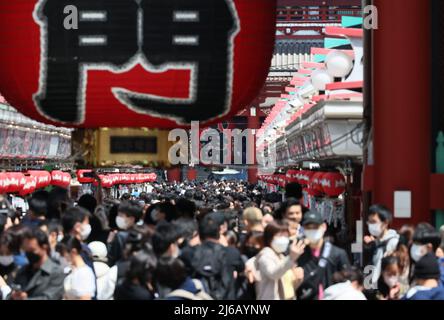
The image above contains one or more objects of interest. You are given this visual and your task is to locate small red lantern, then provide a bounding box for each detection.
[76,170,95,184]
[6,172,25,193]
[307,172,325,196]
[19,176,37,196]
[28,170,51,189]
[51,171,71,189]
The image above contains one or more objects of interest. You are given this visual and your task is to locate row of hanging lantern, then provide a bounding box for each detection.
[0,170,157,196]
[257,49,355,151]
[76,170,157,188]
[0,170,71,196]
[258,170,346,198]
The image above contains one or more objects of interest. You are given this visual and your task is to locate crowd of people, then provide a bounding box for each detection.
[0,179,444,300]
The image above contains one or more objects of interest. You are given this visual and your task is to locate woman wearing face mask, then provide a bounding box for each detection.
[254,221,305,300]
[0,232,19,290]
[376,256,404,300]
[58,236,96,300]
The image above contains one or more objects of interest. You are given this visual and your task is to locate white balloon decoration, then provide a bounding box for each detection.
[325,50,354,78]
[310,69,333,91]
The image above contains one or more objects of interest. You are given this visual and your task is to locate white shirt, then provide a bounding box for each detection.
[64,265,96,300]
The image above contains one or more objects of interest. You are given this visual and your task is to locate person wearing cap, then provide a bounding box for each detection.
[403,253,444,300]
[88,241,113,300]
[296,210,350,300]
[409,223,444,287]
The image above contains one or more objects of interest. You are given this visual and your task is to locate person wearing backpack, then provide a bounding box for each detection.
[363,204,400,286]
[155,256,212,300]
[188,213,234,300]
[296,210,350,300]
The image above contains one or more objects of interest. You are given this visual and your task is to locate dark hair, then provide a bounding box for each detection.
[381,255,400,272]
[175,198,196,219]
[241,231,264,255]
[59,235,82,256]
[199,214,221,240]
[152,221,179,256]
[118,200,143,221]
[263,221,289,247]
[158,202,178,222]
[77,194,97,215]
[125,249,157,285]
[275,198,304,220]
[28,197,48,218]
[285,182,303,199]
[173,218,198,242]
[121,225,153,260]
[3,225,30,254]
[47,219,63,235]
[120,193,131,201]
[332,266,364,285]
[47,187,71,220]
[0,231,14,254]
[413,223,441,250]
[61,206,90,234]
[155,257,187,290]
[23,227,50,254]
[368,204,392,223]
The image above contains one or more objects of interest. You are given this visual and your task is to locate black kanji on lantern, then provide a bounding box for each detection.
[33,0,240,124]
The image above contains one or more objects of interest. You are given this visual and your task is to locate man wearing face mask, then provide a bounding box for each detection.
[363,204,399,286]
[1,228,65,300]
[296,210,350,300]
[409,223,444,286]
[108,201,143,266]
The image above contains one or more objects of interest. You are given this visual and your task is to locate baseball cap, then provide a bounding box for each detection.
[302,210,324,226]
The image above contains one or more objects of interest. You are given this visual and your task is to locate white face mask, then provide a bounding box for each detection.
[57,234,64,243]
[271,236,289,254]
[116,216,130,230]
[383,274,399,288]
[410,244,427,262]
[0,255,14,266]
[368,222,383,237]
[304,228,324,243]
[80,223,92,240]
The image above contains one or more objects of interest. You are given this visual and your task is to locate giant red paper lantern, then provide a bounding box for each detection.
[0,0,276,128]
[320,172,346,197]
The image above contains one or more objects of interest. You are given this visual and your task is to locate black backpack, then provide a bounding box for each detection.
[190,243,231,300]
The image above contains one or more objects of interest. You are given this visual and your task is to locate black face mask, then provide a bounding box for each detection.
[25,251,41,265]
[243,246,261,259]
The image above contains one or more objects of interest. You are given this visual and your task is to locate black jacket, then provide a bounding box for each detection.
[114,280,154,300]
[296,241,350,300]
[12,257,65,300]
[107,231,129,266]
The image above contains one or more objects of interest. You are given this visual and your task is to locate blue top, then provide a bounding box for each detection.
[403,286,444,300]
[438,258,444,287]
[166,277,200,300]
